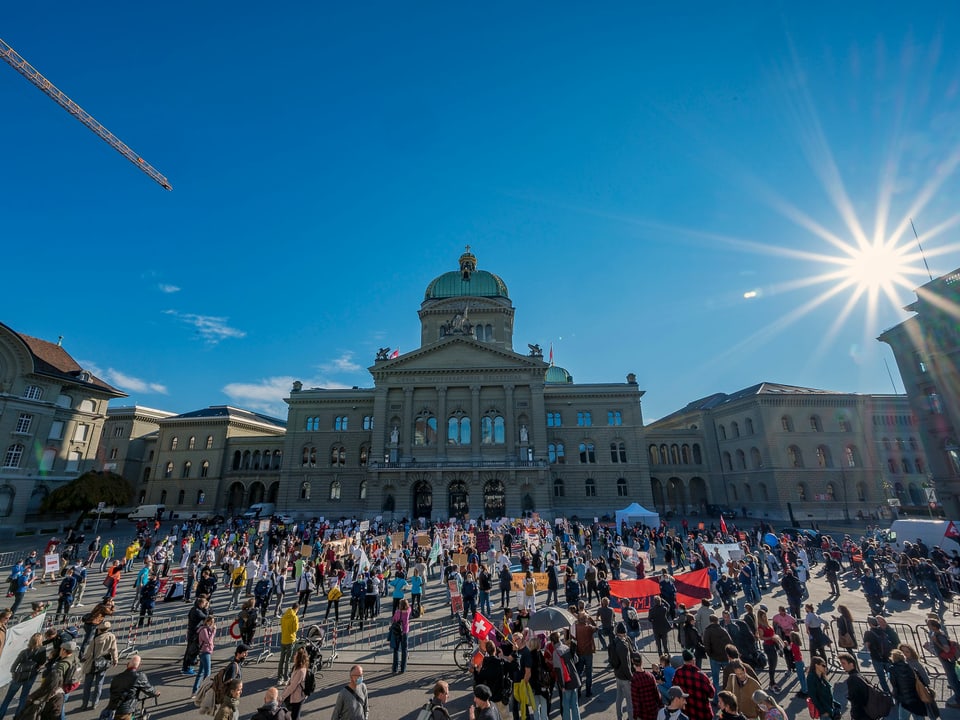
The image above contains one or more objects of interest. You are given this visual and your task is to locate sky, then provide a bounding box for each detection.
[4,4,960,422]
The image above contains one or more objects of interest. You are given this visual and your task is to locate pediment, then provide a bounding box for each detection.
[369,337,546,375]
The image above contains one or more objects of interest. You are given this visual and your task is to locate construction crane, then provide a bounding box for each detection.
[0,37,172,190]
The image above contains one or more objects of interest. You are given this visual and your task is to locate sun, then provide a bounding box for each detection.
[838,240,913,295]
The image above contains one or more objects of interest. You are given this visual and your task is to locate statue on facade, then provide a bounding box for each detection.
[390,426,399,444]
[376,347,391,361]
[520,424,529,443]
[527,344,542,356]
[440,304,474,337]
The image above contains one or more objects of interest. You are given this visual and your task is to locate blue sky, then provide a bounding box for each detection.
[4,4,960,421]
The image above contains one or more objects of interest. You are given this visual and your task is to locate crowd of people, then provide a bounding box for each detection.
[0,512,958,720]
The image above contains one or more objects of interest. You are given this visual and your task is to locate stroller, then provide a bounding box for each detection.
[295,625,336,677]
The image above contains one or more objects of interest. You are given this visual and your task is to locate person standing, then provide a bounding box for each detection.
[468,684,502,720]
[426,680,451,720]
[54,567,78,623]
[251,687,291,720]
[701,615,732,693]
[838,653,870,720]
[888,649,927,720]
[391,598,412,674]
[552,632,582,720]
[0,632,45,719]
[78,621,117,711]
[105,655,158,720]
[671,650,715,720]
[806,657,837,720]
[214,679,243,720]
[724,662,761,719]
[182,596,209,675]
[656,687,690,720]
[9,566,34,615]
[331,664,368,720]
[294,565,313,616]
[279,649,309,720]
[98,541,115,573]
[237,599,259,647]
[137,573,159,628]
[191,614,217,697]
[228,563,248,611]
[389,571,409,614]
[277,604,299,685]
[927,617,960,708]
[101,561,122,601]
[630,654,663,720]
[573,611,597,697]
[24,640,78,720]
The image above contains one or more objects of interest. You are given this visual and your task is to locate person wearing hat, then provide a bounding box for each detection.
[469,684,501,720]
[657,686,690,720]
[79,620,117,711]
[671,650,714,720]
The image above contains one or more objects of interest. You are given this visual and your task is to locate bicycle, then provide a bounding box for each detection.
[453,616,480,671]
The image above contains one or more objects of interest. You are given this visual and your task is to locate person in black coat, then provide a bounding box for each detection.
[648,597,672,655]
[107,655,158,718]
[889,650,928,718]
[839,653,870,720]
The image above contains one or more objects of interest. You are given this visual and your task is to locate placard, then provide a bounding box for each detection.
[359,520,370,532]
[449,580,463,613]
[452,553,468,568]
[475,530,490,552]
[43,554,60,574]
[300,544,313,558]
[258,519,270,534]
[511,571,549,592]
[417,533,431,547]
[390,532,405,547]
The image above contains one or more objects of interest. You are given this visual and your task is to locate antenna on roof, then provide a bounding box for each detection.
[883,357,901,394]
[910,218,934,282]
[56,335,63,347]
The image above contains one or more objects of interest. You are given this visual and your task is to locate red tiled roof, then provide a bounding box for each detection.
[16,331,125,397]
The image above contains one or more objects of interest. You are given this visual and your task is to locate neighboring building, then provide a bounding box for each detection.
[647,383,928,523]
[0,322,125,527]
[101,406,177,488]
[879,268,960,517]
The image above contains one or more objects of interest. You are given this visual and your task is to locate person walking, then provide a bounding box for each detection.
[0,632,45,719]
[324,582,343,623]
[806,657,838,720]
[182,596,209,675]
[104,655,159,720]
[54,567,78,623]
[101,561,122,601]
[573,611,597,697]
[425,680,451,720]
[78,622,118,711]
[250,687,291,720]
[277,603,299,685]
[279,649,309,720]
[331,665,368,720]
[98,541,115,573]
[9,566,33,615]
[629,654,663,720]
[671,650,715,720]
[391,598,412,674]
[237,599,259,647]
[927,617,960,708]
[468,684,502,720]
[889,649,928,720]
[609,623,634,720]
[136,573,159,628]
[214,679,243,720]
[191,614,216,698]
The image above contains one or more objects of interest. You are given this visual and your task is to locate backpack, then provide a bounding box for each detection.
[535,651,554,691]
[301,668,316,696]
[415,702,434,720]
[327,586,342,602]
[254,579,271,599]
[61,659,81,693]
[524,579,534,597]
[193,674,217,716]
[864,680,894,720]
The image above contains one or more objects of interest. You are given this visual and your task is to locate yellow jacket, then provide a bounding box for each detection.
[280,607,299,645]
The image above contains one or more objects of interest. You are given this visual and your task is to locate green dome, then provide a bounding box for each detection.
[545,365,574,384]
[424,248,509,300]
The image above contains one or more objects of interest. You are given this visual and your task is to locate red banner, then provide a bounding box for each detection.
[609,568,711,611]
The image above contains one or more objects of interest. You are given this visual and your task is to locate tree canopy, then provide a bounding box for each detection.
[40,470,134,525]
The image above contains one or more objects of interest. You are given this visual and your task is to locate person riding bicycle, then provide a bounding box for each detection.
[107,654,158,720]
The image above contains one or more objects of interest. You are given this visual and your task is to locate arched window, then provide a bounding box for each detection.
[252,451,261,470]
[838,416,852,432]
[722,451,732,471]
[825,483,836,501]
[816,445,832,468]
[888,458,898,473]
[188,436,196,449]
[206,435,214,449]
[845,445,860,467]
[750,447,762,469]
[273,450,282,469]
[670,444,680,464]
[2,444,24,469]
[330,445,345,466]
[617,478,628,497]
[736,449,746,470]
[448,417,470,445]
[494,416,505,444]
[200,461,209,478]
[856,482,867,501]
[233,451,242,470]
[334,416,348,431]
[0,485,14,517]
[170,436,179,450]
[681,444,691,464]
[164,461,173,479]
[610,441,627,463]
[649,445,660,464]
[302,446,317,467]
[305,417,319,431]
[159,490,167,504]
[810,415,822,432]
[197,489,206,504]
[729,483,738,501]
[758,483,769,501]
[731,422,740,438]
[415,415,438,446]
[359,480,368,500]
[579,442,596,464]
[178,489,186,504]
[745,418,754,435]
[585,478,597,497]
[241,451,251,470]
[359,446,369,467]
[553,477,565,497]
[787,446,803,468]
[693,444,703,464]
[916,457,925,474]
[182,461,192,478]
[797,482,807,501]
[718,424,727,440]
[909,437,919,451]
[660,444,669,464]
[781,415,794,432]
[882,437,891,450]
[743,483,753,501]
[300,482,311,501]
[363,416,374,430]
[901,458,911,474]
[329,480,341,501]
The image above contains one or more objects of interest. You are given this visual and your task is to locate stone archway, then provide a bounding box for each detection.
[227,482,245,511]
[651,478,665,511]
[483,477,506,519]
[267,482,280,504]
[689,477,708,509]
[248,482,266,505]
[448,478,469,519]
[413,481,433,519]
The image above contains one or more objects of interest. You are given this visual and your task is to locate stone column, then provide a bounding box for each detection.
[371,386,388,462]
[504,384,516,458]
[436,385,447,460]
[471,385,481,458]
[403,387,414,460]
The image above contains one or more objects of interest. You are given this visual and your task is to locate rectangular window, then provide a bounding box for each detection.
[113,425,125,438]
[109,448,119,459]
[39,448,56,471]
[15,414,32,434]
[607,410,622,426]
[65,450,81,473]
[22,385,43,400]
[73,423,89,443]
[577,411,592,427]
[546,413,561,427]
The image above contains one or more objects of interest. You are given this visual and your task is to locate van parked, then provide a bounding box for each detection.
[888,518,960,552]
[128,504,165,521]
[243,502,275,519]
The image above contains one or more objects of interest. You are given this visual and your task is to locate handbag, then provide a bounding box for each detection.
[915,672,935,703]
[806,697,820,718]
[838,631,856,649]
[93,655,110,674]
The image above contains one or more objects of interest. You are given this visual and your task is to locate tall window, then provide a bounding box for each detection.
[330,445,346,466]
[73,423,89,443]
[15,414,32,434]
[781,415,794,432]
[617,478,628,497]
[359,480,368,500]
[302,446,317,467]
[610,442,627,463]
[415,415,438,446]
[553,478,565,497]
[334,416,348,431]
[182,461,191,478]
[447,417,471,445]
[359,446,369,467]
[3,444,24,469]
[164,461,173,478]
[481,416,505,444]
[22,385,43,400]
[200,461,209,478]
[576,411,592,427]
[579,442,596,464]
[206,435,214,449]
[363,416,374,430]
[745,418,754,435]
[731,421,740,438]
[305,417,319,431]
[66,450,81,472]
[751,447,763,469]
[546,412,562,427]
[649,445,660,465]
[549,442,565,464]
[787,445,803,468]
[170,436,178,450]
[845,445,860,467]
[188,436,196,449]
[329,481,341,501]
[48,421,64,440]
[585,478,597,497]
[838,416,852,432]
[736,449,746,469]
[810,415,822,432]
[718,425,727,440]
[113,425,125,438]
[816,445,832,468]
[608,411,622,426]
[928,393,944,414]
[723,452,733,471]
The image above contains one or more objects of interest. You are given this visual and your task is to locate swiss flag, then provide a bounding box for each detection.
[947,521,960,540]
[389,349,400,359]
[720,515,728,536]
[471,612,494,641]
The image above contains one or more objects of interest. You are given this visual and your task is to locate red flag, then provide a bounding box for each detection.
[389,349,399,359]
[609,568,711,610]
[548,344,554,365]
[470,612,494,641]
[720,515,728,535]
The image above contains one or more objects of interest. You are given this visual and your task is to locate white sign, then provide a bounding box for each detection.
[925,487,938,502]
[359,520,370,532]
[43,554,60,574]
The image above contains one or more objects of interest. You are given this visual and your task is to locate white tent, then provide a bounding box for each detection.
[615,502,659,529]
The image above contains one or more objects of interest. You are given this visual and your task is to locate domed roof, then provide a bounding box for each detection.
[425,248,509,300]
[545,365,574,384]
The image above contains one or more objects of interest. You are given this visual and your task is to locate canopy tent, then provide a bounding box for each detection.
[615,502,659,529]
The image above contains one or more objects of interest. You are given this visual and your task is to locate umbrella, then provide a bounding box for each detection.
[764,532,780,548]
[526,606,577,632]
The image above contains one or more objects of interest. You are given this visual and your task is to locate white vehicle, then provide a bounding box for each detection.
[888,518,960,552]
[243,502,275,519]
[128,504,165,521]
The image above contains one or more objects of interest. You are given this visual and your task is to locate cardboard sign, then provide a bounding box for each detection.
[475,530,490,552]
[449,580,463,613]
[417,533,431,548]
[510,571,549,592]
[300,544,313,558]
[43,554,60,574]
[359,520,370,532]
[390,532,405,548]
[452,553,468,568]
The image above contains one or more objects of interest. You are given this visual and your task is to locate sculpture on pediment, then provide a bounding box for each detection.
[376,347,391,361]
[527,343,542,357]
[440,304,474,337]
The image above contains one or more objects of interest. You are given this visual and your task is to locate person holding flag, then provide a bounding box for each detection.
[719,515,728,537]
